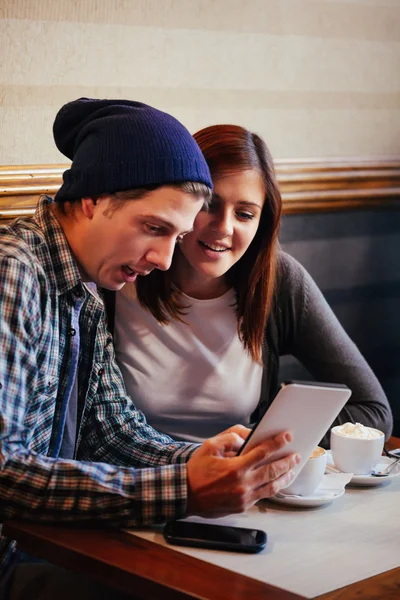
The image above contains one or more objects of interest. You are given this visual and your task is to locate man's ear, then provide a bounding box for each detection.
[81,197,97,219]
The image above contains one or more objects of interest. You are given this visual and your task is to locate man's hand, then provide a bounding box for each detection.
[186,428,299,518]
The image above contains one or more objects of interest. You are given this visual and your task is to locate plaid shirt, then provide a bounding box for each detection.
[0,196,196,573]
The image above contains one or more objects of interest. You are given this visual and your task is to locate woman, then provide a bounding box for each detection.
[109,125,393,447]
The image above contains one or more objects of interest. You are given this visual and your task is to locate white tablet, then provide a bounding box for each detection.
[238,381,352,480]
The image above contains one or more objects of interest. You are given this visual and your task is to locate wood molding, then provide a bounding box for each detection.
[1,158,400,222]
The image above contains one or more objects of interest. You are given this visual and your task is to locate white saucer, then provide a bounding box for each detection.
[269,488,345,508]
[326,452,400,487]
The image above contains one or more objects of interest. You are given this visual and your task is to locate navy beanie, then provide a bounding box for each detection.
[53,97,212,202]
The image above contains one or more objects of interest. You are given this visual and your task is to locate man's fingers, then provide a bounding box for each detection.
[254,453,300,486]
[254,467,297,501]
[237,430,293,469]
[206,432,247,456]
[216,424,251,441]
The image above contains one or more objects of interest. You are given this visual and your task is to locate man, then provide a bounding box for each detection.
[0,98,298,597]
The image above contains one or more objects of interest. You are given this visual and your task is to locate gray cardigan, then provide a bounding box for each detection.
[257,252,393,447]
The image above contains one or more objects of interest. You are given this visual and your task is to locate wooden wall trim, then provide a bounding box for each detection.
[1,158,400,222]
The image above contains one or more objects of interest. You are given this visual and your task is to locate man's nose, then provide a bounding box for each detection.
[145,239,176,271]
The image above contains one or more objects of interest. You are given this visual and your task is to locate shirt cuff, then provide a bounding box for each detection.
[133,462,189,525]
[169,442,200,464]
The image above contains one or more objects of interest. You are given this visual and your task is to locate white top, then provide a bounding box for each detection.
[114,284,263,442]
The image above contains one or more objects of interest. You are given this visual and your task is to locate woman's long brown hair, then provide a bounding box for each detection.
[136,124,282,363]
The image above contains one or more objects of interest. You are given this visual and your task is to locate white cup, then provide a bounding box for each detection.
[330,425,384,475]
[283,447,327,496]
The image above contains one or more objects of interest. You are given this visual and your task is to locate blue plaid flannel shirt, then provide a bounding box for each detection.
[0,196,196,574]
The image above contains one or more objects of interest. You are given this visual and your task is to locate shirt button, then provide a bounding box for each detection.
[98,368,104,377]
[69,328,76,336]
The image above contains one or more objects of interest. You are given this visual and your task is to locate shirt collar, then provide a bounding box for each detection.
[34,195,83,296]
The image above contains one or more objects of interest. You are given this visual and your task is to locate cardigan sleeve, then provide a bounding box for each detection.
[274,252,393,447]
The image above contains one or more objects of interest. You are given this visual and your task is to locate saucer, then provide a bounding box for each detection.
[269,488,345,508]
[326,452,400,487]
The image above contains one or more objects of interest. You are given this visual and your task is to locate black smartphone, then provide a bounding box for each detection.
[163,520,267,553]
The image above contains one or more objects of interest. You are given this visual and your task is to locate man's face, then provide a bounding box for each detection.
[76,187,204,290]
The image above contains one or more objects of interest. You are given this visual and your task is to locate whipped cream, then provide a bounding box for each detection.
[335,422,382,439]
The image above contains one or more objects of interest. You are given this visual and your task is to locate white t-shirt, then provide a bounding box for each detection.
[114,284,263,442]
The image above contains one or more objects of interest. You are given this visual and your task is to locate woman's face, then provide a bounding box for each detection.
[178,169,265,284]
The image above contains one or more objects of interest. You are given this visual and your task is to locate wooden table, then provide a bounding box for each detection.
[4,437,400,600]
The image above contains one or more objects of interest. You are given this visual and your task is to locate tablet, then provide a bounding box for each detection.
[238,380,352,481]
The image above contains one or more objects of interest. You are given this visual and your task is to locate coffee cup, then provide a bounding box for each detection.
[283,446,327,496]
[330,422,384,475]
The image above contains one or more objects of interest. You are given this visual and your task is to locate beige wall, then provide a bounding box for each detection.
[1,0,399,164]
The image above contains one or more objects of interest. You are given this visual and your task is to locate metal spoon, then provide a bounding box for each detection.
[371,456,400,477]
